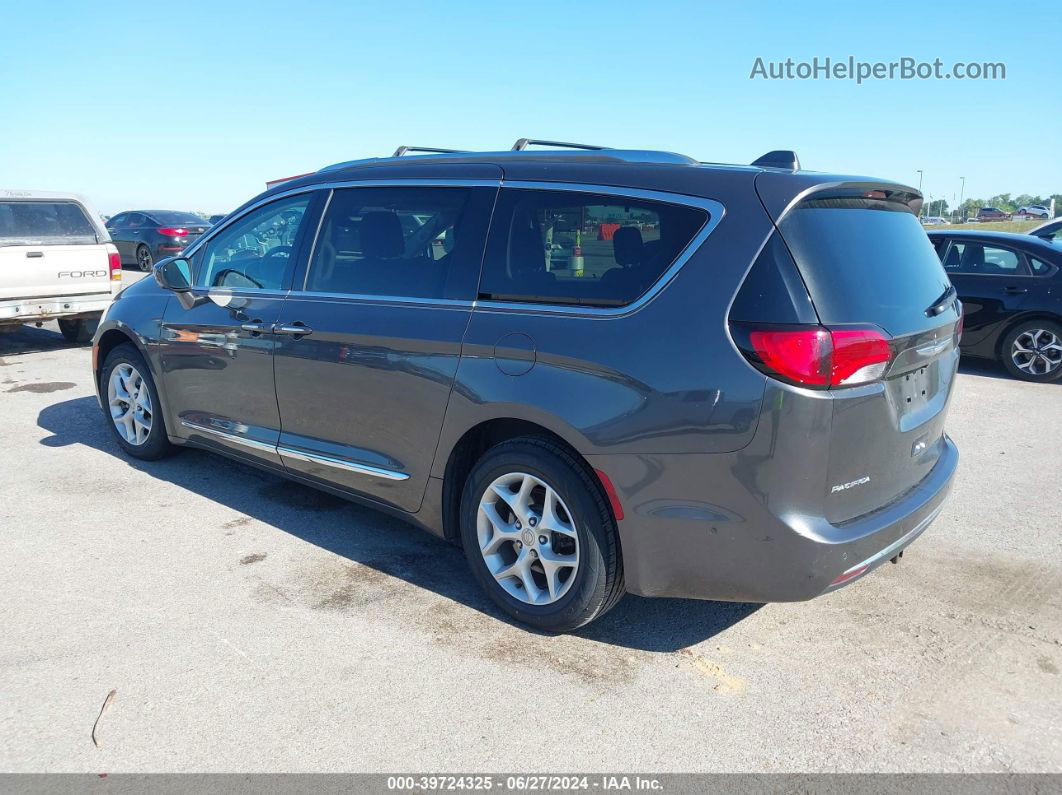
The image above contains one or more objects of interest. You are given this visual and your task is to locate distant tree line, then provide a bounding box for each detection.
[923,193,1061,219]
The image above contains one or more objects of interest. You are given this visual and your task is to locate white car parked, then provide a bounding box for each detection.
[0,190,120,342]
[1017,205,1050,219]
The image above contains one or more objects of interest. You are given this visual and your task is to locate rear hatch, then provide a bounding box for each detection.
[0,199,113,299]
[754,181,961,524]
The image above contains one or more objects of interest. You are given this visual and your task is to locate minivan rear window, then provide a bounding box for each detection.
[777,198,952,336]
[0,201,98,245]
[480,189,707,307]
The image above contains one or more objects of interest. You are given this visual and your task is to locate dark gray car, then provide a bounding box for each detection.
[105,210,211,272]
[91,143,960,631]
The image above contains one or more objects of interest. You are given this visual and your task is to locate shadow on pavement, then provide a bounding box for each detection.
[958,356,1060,384]
[0,324,85,358]
[37,395,760,652]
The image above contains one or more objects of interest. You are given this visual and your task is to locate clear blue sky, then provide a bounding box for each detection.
[2,0,1057,215]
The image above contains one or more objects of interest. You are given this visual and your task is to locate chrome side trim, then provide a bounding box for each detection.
[179,419,410,482]
[179,419,278,453]
[277,447,410,481]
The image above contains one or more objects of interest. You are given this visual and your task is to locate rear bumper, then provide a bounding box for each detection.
[589,433,957,602]
[0,293,112,325]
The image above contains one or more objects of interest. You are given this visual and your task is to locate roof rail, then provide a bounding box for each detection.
[751,150,801,170]
[392,146,468,157]
[511,138,608,152]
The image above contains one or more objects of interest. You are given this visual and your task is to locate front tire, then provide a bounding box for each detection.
[136,244,154,272]
[459,437,624,632]
[1001,320,1062,382]
[58,317,97,344]
[101,344,176,459]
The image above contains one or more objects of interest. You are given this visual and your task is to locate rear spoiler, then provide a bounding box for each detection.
[755,174,924,222]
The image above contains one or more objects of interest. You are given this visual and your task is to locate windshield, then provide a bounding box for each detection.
[0,201,98,245]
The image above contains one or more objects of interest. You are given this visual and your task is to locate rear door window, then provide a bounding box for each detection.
[0,201,98,245]
[302,186,493,300]
[479,189,707,307]
[1030,256,1058,276]
[944,241,1029,275]
[777,198,952,336]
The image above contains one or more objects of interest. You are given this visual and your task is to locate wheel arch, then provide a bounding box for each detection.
[94,325,163,404]
[993,311,1062,358]
[439,417,605,545]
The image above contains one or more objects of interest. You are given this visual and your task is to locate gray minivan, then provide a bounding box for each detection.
[91,142,960,631]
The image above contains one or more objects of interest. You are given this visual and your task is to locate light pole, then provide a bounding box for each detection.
[958,176,966,222]
[916,170,924,218]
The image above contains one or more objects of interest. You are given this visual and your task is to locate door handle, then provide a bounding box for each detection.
[273,322,313,337]
[240,321,268,335]
[1003,286,1028,295]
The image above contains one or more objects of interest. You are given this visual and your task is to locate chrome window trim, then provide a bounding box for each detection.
[181,177,726,317]
[479,181,724,318]
[283,291,474,309]
[277,447,410,481]
[179,419,278,453]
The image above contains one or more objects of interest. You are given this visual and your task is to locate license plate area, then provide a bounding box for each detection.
[898,365,932,412]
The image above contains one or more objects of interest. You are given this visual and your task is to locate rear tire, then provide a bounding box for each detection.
[136,245,154,272]
[58,317,97,344]
[101,344,176,460]
[1001,320,1062,382]
[459,437,624,632]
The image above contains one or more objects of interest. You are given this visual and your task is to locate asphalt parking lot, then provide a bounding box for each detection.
[1,293,1060,772]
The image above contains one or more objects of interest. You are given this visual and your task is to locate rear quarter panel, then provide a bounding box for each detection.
[433,190,776,470]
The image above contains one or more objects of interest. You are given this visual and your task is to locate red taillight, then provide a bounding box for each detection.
[745,326,892,388]
[106,243,122,281]
[157,227,187,237]
[748,328,832,386]
[829,330,892,385]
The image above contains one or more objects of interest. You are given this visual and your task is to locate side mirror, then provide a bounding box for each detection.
[153,257,192,292]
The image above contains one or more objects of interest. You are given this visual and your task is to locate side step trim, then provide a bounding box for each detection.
[180,419,409,482]
[277,447,410,482]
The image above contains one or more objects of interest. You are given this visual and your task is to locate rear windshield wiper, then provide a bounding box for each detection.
[925,285,957,317]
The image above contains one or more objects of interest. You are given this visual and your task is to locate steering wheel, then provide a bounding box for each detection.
[261,245,293,262]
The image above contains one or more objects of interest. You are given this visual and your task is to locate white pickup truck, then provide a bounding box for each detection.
[0,190,121,343]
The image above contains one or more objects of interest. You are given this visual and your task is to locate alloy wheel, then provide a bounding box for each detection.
[1011,328,1062,376]
[477,472,580,606]
[137,247,153,271]
[108,363,153,445]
